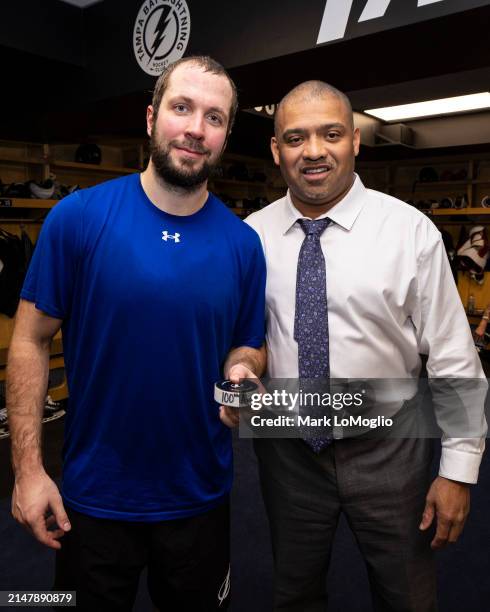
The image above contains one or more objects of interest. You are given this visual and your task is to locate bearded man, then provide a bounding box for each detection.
[7,56,266,612]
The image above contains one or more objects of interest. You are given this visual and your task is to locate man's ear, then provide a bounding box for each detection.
[146,105,154,138]
[271,137,280,166]
[353,127,361,157]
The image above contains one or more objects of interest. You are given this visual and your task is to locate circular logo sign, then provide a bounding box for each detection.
[133,0,191,76]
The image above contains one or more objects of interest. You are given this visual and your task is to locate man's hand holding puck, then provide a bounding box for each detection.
[219,364,256,428]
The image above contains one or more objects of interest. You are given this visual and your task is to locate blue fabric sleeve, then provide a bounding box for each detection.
[21,193,82,319]
[232,232,266,348]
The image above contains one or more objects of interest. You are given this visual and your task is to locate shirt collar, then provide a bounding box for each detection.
[280,174,368,234]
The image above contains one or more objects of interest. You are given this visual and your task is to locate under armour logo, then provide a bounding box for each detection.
[217,565,231,607]
[162,231,181,243]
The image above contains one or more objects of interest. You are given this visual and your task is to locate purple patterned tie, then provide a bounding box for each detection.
[294,218,332,452]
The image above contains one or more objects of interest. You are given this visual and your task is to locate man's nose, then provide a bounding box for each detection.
[303,136,327,160]
[185,113,205,140]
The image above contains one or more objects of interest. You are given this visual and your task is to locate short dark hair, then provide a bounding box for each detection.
[151,55,238,136]
[274,81,354,137]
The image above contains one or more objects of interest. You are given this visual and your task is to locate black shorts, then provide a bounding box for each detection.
[54,500,230,612]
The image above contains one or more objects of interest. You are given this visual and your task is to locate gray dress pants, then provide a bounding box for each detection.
[254,434,436,612]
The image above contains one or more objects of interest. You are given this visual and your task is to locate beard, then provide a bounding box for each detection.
[150,125,219,192]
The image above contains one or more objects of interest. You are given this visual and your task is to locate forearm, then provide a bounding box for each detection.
[224,344,267,378]
[7,337,51,478]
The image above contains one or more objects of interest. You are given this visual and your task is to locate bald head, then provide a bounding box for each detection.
[270,79,360,216]
[274,81,354,137]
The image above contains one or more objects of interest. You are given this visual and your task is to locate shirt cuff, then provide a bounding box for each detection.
[439,445,484,484]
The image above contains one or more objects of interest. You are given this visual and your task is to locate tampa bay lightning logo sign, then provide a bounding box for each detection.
[133,0,191,76]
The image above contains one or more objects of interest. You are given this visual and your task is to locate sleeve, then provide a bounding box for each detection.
[412,222,487,484]
[231,230,266,349]
[20,192,83,320]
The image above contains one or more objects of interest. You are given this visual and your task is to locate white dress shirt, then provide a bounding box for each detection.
[246,175,487,484]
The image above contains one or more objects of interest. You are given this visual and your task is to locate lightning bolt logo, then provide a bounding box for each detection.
[133,0,191,76]
[148,5,172,65]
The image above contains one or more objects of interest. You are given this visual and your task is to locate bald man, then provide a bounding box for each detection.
[243,82,487,611]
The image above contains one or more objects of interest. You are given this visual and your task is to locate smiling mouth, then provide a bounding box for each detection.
[301,165,332,177]
[175,146,206,157]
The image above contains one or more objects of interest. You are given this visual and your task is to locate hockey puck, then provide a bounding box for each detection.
[214,379,258,408]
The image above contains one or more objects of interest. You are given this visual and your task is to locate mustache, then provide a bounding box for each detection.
[172,139,210,155]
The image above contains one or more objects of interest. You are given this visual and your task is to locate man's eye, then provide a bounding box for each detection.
[327,132,340,140]
[287,137,302,145]
[175,104,188,113]
[208,114,223,125]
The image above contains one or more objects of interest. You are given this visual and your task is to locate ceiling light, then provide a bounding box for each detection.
[365,92,490,122]
[59,0,103,7]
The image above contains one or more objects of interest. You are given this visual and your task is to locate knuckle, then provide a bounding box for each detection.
[437,512,452,523]
[25,512,41,527]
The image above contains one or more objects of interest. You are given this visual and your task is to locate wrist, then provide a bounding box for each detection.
[13,456,45,480]
[439,475,470,487]
[15,469,46,485]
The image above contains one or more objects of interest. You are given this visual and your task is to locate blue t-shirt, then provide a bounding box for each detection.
[21,173,265,521]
